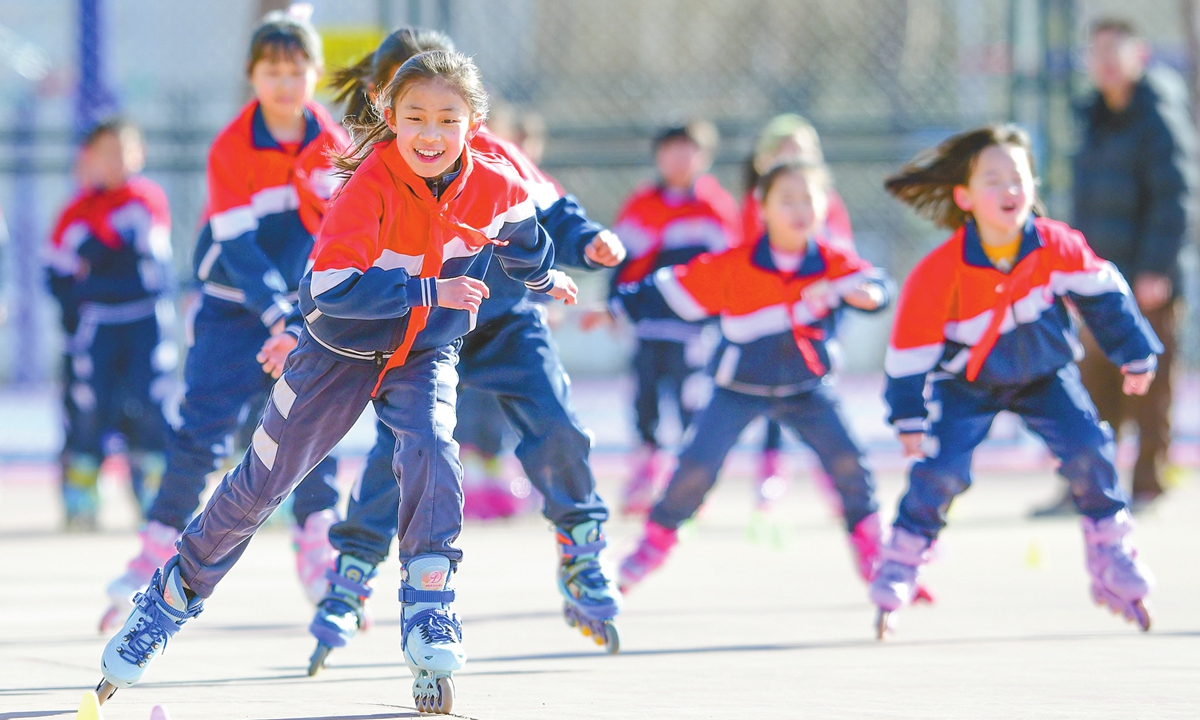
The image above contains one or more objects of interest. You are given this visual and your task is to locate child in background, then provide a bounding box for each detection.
[44,119,174,531]
[298,28,624,676]
[740,114,854,514]
[98,10,349,630]
[611,121,740,515]
[874,124,1159,638]
[613,160,891,593]
[97,50,578,715]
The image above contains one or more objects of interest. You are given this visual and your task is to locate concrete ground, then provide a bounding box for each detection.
[2,455,1199,720]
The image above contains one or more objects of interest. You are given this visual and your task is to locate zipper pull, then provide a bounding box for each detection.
[374,352,384,368]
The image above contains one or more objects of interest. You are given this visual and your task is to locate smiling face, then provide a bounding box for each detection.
[250,52,319,123]
[761,169,828,253]
[385,77,475,178]
[953,143,1035,244]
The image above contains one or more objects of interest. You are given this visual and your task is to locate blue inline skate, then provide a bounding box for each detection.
[557,520,622,654]
[401,554,464,715]
[307,553,377,676]
[95,555,203,704]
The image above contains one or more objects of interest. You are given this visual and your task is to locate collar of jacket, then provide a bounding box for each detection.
[375,139,474,210]
[750,232,826,277]
[961,215,1043,270]
[1085,77,1153,128]
[250,101,321,151]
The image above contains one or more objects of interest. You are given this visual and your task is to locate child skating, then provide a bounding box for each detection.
[96,49,576,714]
[874,124,1160,639]
[611,159,893,593]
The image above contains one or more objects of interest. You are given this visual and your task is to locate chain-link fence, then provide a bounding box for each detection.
[0,0,1197,381]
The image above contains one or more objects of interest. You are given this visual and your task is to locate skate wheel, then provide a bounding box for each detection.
[95,680,118,705]
[580,624,592,637]
[874,609,891,641]
[436,675,455,715]
[307,643,332,677]
[602,620,620,655]
[1132,599,1151,632]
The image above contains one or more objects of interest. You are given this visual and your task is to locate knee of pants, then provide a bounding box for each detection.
[1059,446,1118,490]
[909,460,971,503]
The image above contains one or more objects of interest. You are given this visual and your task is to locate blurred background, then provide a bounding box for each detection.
[0,0,1197,469]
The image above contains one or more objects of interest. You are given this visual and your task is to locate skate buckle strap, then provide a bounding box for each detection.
[402,607,462,647]
[325,567,374,598]
[400,586,456,604]
[560,539,606,557]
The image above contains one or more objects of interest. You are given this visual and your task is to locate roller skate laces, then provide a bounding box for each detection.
[400,555,464,715]
[101,520,181,633]
[557,521,622,654]
[307,554,377,676]
[1082,510,1153,631]
[97,556,203,704]
[292,509,339,605]
[617,520,678,593]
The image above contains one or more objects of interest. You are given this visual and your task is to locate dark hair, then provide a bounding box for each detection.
[755,159,830,203]
[654,119,719,155]
[248,10,323,75]
[1090,17,1139,39]
[82,117,141,148]
[883,124,1041,229]
[330,27,454,121]
[334,50,489,177]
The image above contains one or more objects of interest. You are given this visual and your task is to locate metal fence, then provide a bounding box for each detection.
[0,0,1196,381]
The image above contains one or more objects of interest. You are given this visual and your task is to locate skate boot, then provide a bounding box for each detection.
[96,555,203,704]
[1082,510,1152,631]
[868,527,932,640]
[847,513,883,581]
[401,554,464,715]
[63,454,102,531]
[621,443,665,517]
[617,520,678,592]
[754,449,790,512]
[557,520,622,654]
[101,520,182,633]
[292,508,339,604]
[128,451,166,518]
[307,553,377,676]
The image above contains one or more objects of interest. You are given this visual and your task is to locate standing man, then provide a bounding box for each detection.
[1035,18,1196,515]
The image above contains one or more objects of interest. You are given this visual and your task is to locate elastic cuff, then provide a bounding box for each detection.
[406,277,438,307]
[260,298,294,328]
[284,323,303,340]
[893,417,928,434]
[1121,355,1157,375]
[525,272,555,293]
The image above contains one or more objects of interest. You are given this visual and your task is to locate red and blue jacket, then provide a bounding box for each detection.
[470,127,605,325]
[298,140,555,383]
[193,100,348,328]
[612,235,890,396]
[46,176,173,326]
[884,216,1162,432]
[610,174,741,342]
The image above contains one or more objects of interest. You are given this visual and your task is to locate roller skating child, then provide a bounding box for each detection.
[301,28,625,675]
[873,124,1159,638]
[97,49,578,715]
[44,118,175,531]
[612,159,892,593]
[610,121,741,515]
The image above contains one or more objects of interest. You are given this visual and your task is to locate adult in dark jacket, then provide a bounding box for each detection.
[1036,18,1196,515]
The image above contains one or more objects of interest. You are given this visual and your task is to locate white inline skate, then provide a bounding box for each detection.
[1083,510,1152,631]
[400,554,464,715]
[868,527,932,640]
[100,520,181,633]
[557,520,622,653]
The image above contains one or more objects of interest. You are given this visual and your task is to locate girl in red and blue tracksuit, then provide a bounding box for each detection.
[99,13,351,631]
[611,122,741,515]
[612,160,891,594]
[99,50,575,713]
[302,29,624,672]
[45,120,174,529]
[870,125,1160,637]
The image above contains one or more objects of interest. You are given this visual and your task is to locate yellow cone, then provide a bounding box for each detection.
[76,691,104,720]
[1025,541,1041,569]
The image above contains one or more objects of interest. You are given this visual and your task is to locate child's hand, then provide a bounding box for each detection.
[1122,370,1154,396]
[579,307,615,331]
[899,432,926,459]
[257,333,298,379]
[584,230,627,267]
[437,276,490,312]
[545,270,579,305]
[843,282,884,311]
